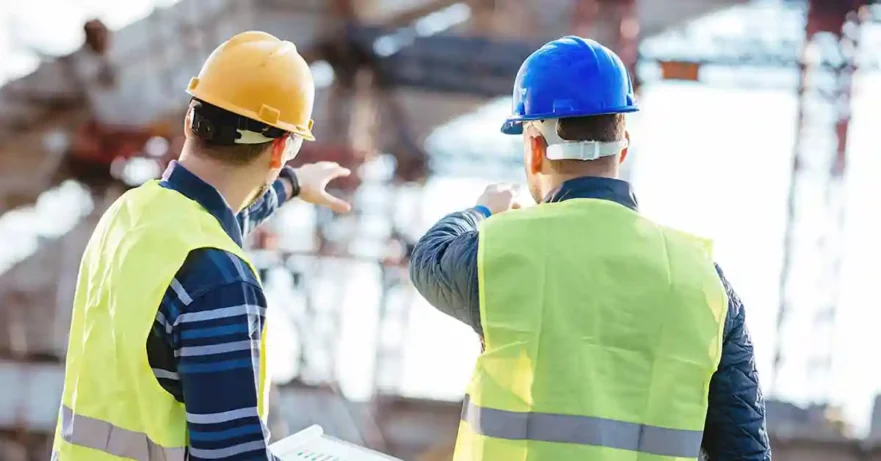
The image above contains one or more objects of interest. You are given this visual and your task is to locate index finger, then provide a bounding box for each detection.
[323,166,351,179]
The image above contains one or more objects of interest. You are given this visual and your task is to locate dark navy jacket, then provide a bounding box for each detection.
[409,176,772,461]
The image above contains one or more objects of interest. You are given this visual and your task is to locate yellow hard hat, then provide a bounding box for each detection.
[187,31,316,141]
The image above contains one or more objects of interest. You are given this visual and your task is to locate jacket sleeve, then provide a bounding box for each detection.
[701,264,772,461]
[236,167,294,237]
[408,208,486,335]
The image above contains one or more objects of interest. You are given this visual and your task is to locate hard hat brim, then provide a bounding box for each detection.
[501,106,640,136]
[501,120,524,135]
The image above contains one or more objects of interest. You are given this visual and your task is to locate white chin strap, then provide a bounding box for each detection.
[236,129,304,162]
[235,129,279,144]
[527,119,627,161]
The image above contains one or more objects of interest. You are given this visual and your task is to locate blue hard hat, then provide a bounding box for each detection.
[501,36,639,135]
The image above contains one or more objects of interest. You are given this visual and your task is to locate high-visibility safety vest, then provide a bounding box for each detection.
[53,181,268,461]
[454,199,728,461]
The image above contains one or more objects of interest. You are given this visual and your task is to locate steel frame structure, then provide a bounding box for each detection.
[280,0,431,390]
[635,0,873,406]
[770,0,864,405]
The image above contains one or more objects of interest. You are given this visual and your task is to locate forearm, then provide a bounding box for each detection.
[409,208,487,334]
[176,283,279,461]
[237,166,297,236]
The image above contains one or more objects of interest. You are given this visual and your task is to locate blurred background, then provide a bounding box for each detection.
[0,0,880,459]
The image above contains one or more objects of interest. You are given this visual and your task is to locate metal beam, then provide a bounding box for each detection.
[376,0,465,27]
[349,28,536,96]
[345,4,872,97]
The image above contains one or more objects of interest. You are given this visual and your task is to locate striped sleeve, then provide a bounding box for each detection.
[164,250,279,461]
[237,174,290,237]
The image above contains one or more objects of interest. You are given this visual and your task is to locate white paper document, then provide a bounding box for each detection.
[270,425,403,461]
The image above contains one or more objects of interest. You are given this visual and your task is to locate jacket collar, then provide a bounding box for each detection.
[159,160,244,247]
[542,176,638,211]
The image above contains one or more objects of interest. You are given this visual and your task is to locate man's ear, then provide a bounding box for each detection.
[529,135,546,174]
[270,137,286,168]
[182,107,193,139]
[619,131,630,164]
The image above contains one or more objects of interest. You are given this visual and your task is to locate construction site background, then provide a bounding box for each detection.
[1,0,881,459]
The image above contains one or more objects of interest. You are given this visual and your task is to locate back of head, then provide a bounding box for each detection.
[548,114,626,174]
[186,99,280,165]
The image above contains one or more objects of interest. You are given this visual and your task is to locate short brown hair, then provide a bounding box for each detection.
[189,138,273,166]
[555,114,625,143]
[548,114,625,173]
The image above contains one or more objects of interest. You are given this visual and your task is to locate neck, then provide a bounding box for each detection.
[177,143,261,212]
[542,170,617,197]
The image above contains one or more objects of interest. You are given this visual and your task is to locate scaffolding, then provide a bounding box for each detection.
[772,0,864,405]
[636,0,878,407]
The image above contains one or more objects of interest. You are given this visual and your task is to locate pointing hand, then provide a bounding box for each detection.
[476,184,523,215]
[295,162,352,213]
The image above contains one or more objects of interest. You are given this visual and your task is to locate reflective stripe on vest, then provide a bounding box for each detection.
[60,406,185,461]
[461,395,703,458]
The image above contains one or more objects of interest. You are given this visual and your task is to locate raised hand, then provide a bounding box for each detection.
[476,184,523,215]
[295,162,352,213]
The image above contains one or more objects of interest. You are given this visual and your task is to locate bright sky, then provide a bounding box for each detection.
[3,0,881,437]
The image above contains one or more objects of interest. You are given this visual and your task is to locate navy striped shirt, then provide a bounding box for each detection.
[146,161,290,460]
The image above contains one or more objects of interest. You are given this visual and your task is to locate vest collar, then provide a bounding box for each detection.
[159,161,244,247]
[542,176,638,211]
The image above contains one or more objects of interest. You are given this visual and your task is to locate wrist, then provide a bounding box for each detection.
[279,166,300,198]
[473,205,492,218]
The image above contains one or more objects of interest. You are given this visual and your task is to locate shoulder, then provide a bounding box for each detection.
[713,264,745,335]
[174,247,261,301]
[713,265,739,307]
